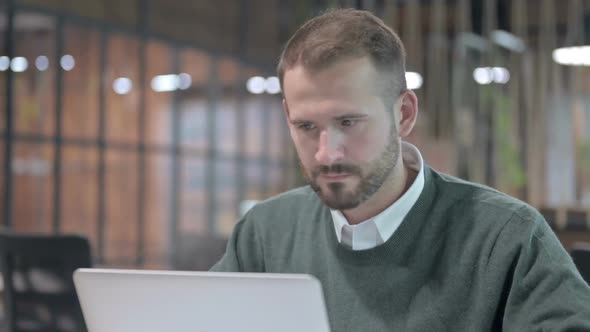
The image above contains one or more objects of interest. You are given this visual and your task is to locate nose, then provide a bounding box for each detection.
[315,128,344,165]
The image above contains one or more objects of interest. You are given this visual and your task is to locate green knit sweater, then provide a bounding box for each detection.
[211,167,590,331]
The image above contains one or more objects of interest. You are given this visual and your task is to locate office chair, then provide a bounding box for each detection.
[175,234,228,271]
[0,232,91,332]
[571,242,590,285]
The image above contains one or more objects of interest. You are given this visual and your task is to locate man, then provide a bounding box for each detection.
[211,8,590,331]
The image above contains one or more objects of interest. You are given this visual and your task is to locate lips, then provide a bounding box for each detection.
[320,173,352,181]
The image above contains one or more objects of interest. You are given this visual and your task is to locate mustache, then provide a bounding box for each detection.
[312,164,361,177]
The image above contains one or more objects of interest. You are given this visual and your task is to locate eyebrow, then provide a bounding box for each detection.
[333,114,368,121]
[288,113,368,124]
[288,118,310,125]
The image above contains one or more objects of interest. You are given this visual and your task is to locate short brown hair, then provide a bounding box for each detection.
[277,8,407,107]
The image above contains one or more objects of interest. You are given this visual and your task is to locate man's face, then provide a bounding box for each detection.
[282,57,402,210]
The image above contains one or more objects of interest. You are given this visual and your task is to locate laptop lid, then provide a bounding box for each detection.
[73,268,331,332]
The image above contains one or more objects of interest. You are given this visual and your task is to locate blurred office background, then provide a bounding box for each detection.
[0,0,589,271]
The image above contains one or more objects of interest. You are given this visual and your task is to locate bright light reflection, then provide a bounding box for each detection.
[113,77,133,95]
[405,72,423,90]
[246,76,265,94]
[552,46,590,66]
[473,67,510,85]
[60,55,75,71]
[151,74,179,92]
[10,57,28,72]
[35,56,49,71]
[0,56,10,71]
[178,73,192,90]
[265,76,281,94]
[492,67,510,84]
[473,67,494,85]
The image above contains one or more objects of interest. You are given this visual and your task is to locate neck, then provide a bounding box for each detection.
[342,158,416,225]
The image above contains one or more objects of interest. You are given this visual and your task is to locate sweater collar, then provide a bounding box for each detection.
[329,142,425,250]
[324,165,439,262]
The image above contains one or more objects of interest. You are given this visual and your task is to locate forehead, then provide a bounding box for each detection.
[283,57,380,99]
[283,57,386,120]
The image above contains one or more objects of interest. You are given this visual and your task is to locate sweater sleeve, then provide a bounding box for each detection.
[209,211,266,272]
[495,208,590,331]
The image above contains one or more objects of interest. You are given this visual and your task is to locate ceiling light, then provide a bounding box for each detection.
[246,76,266,94]
[60,54,75,71]
[35,56,49,71]
[113,77,133,95]
[552,46,590,66]
[405,72,423,90]
[0,56,9,71]
[473,67,493,85]
[10,57,28,72]
[265,77,281,94]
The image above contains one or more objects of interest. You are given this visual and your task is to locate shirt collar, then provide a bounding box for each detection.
[330,141,425,246]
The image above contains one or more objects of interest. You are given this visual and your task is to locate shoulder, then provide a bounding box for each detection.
[251,186,321,215]
[256,186,318,207]
[240,186,326,232]
[425,168,558,275]
[428,168,545,232]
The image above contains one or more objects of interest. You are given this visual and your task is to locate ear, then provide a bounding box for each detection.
[397,90,419,138]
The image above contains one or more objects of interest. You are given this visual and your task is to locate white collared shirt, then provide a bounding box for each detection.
[330,142,425,250]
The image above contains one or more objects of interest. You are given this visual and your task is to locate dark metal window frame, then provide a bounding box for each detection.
[1,0,294,268]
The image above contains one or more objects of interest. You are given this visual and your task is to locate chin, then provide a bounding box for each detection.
[320,191,362,210]
[320,182,359,206]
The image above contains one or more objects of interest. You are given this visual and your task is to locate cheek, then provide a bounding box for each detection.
[346,139,376,163]
[292,135,316,164]
[346,127,389,162]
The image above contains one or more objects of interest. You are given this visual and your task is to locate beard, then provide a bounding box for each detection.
[302,132,400,210]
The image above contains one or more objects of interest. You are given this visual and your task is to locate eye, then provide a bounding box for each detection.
[298,122,316,131]
[341,119,356,127]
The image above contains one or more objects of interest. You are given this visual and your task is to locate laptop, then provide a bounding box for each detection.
[73,268,331,332]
